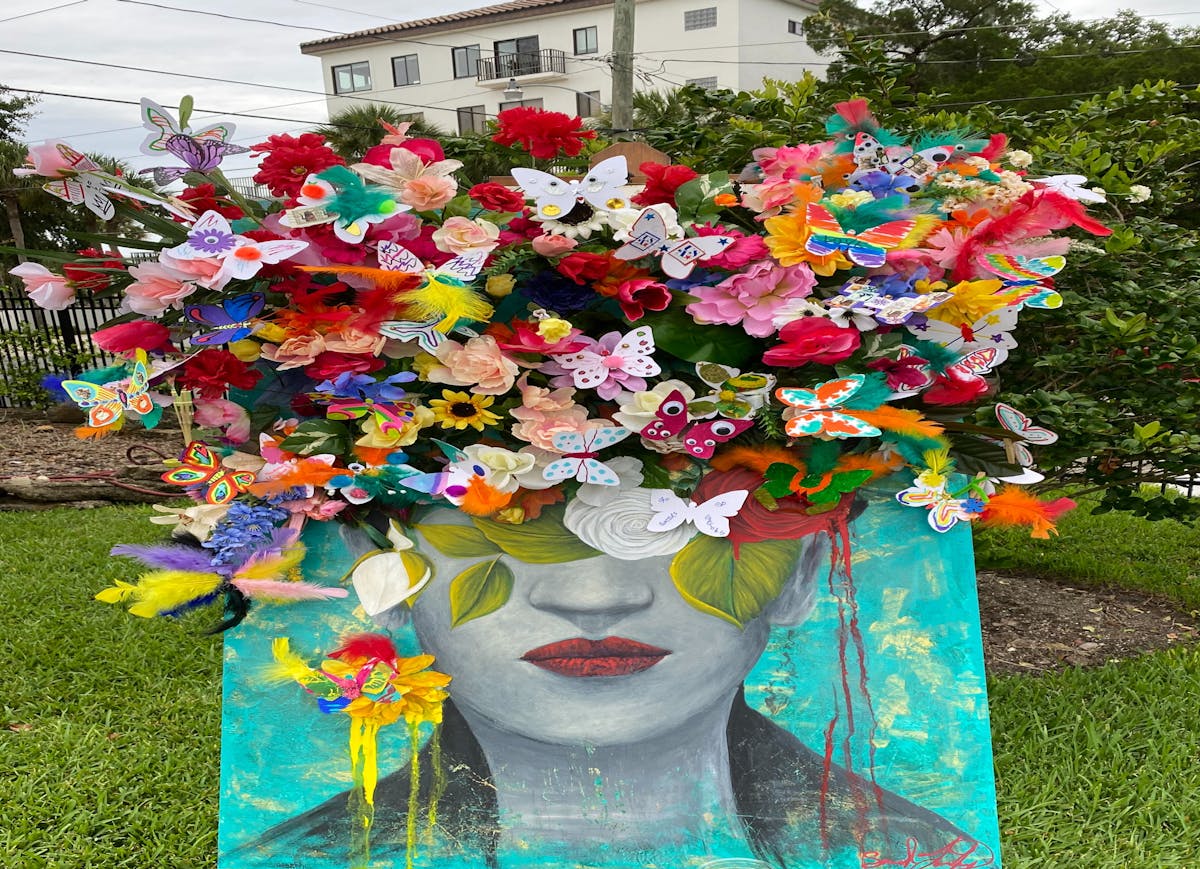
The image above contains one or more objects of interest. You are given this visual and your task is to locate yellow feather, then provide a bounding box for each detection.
[263,637,321,685]
[894,214,943,250]
[397,276,494,331]
[234,543,307,582]
[126,570,224,618]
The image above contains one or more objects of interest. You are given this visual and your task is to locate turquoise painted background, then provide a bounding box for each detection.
[218,487,1001,868]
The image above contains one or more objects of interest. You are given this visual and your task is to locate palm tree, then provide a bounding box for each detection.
[316,104,448,161]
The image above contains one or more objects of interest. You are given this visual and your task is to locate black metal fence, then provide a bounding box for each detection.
[0,282,123,407]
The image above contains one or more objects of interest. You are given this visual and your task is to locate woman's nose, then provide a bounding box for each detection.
[525,559,655,634]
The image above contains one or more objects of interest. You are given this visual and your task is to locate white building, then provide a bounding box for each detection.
[299,0,824,135]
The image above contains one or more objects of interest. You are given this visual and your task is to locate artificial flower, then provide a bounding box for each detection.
[10,263,75,310]
[431,216,500,256]
[762,316,861,367]
[423,335,519,395]
[428,390,501,431]
[250,132,344,199]
[468,182,526,213]
[92,321,173,355]
[531,233,578,256]
[631,162,699,207]
[556,251,610,285]
[123,262,197,315]
[616,278,671,321]
[491,106,596,159]
[686,260,817,337]
[178,348,263,399]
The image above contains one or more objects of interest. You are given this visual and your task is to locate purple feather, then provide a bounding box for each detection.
[110,543,216,573]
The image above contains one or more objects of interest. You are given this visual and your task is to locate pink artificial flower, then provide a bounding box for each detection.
[693,224,769,270]
[304,351,385,381]
[510,390,590,450]
[10,263,75,310]
[260,334,327,370]
[686,260,817,337]
[431,216,501,256]
[752,143,830,182]
[762,317,861,367]
[403,175,458,211]
[531,233,577,256]
[324,327,386,356]
[13,140,77,178]
[194,398,252,445]
[157,250,229,290]
[424,335,519,395]
[93,321,174,355]
[123,262,197,316]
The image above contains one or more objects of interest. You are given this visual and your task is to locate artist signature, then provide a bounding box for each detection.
[861,835,996,868]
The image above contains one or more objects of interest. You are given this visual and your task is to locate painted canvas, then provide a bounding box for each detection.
[218,486,1000,869]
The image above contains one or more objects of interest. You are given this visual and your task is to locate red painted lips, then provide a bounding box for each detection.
[521,637,671,677]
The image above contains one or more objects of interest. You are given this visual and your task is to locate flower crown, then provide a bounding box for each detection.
[15,98,1099,631]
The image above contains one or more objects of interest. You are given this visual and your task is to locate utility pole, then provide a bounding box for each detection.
[611,0,635,138]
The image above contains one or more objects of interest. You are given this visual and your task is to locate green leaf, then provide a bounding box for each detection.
[670,535,802,628]
[472,504,600,563]
[440,194,473,220]
[177,95,194,130]
[1134,420,1162,441]
[415,523,500,558]
[652,304,758,367]
[449,557,514,627]
[277,419,351,456]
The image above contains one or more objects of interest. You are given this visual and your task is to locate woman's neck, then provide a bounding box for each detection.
[456,690,747,851]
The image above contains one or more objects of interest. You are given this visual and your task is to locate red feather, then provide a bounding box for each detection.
[979,134,1008,161]
[328,633,398,664]
[832,99,880,136]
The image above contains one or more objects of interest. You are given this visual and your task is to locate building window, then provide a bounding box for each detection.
[457,105,487,135]
[788,19,803,35]
[499,98,544,112]
[576,90,601,117]
[452,44,481,79]
[494,36,541,77]
[573,26,598,55]
[683,7,717,30]
[392,54,420,87]
[331,61,371,94]
[686,76,718,89]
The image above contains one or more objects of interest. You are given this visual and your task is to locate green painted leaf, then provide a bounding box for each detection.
[449,558,514,627]
[472,505,600,563]
[670,536,802,628]
[415,523,500,558]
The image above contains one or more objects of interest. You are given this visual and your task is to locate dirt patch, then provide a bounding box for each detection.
[977,570,1198,675]
[0,416,1196,673]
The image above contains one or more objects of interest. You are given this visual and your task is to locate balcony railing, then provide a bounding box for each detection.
[477,49,566,82]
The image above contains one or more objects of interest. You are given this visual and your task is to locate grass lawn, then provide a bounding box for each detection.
[1,505,1197,867]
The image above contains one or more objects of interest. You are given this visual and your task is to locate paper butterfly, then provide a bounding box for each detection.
[896,480,981,533]
[326,398,417,436]
[980,253,1065,310]
[614,208,734,279]
[1030,174,1106,204]
[556,326,660,391]
[168,211,308,281]
[511,156,629,221]
[375,241,487,351]
[640,390,754,458]
[694,362,776,419]
[280,169,408,243]
[137,97,249,185]
[804,203,916,268]
[61,350,162,429]
[396,441,484,504]
[995,402,1058,468]
[826,280,954,325]
[184,292,266,345]
[911,308,1019,365]
[543,427,632,486]
[161,441,256,505]
[646,489,751,538]
[775,375,881,439]
[39,143,116,221]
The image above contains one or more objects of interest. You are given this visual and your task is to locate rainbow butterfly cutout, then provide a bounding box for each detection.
[61,350,162,429]
[326,398,417,436]
[980,253,1065,310]
[803,203,916,268]
[896,479,981,533]
[775,375,881,439]
[185,292,266,345]
[640,390,754,458]
[161,441,256,505]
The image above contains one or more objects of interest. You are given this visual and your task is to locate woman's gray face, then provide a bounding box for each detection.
[407,518,779,747]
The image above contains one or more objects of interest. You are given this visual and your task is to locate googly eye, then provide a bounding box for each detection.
[931,152,949,163]
[661,399,686,417]
[709,420,739,437]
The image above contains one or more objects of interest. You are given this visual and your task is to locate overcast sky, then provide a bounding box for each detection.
[2,0,1197,181]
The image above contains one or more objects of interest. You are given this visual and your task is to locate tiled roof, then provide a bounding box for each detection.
[300,0,612,52]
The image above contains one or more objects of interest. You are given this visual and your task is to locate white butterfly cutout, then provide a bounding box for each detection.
[543,427,632,486]
[556,326,661,391]
[908,307,1020,365]
[646,489,750,538]
[987,402,1058,483]
[826,282,955,326]
[614,207,734,279]
[511,156,629,221]
[166,211,308,280]
[375,241,486,351]
[1030,174,1107,204]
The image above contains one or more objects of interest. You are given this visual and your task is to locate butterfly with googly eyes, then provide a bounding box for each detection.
[640,390,755,458]
[511,156,629,221]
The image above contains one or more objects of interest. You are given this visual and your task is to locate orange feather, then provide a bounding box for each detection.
[456,476,512,517]
[297,264,422,293]
[843,406,946,440]
[980,487,1076,539]
[710,444,805,475]
[833,452,904,480]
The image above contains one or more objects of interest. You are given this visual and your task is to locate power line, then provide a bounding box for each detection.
[0,0,86,24]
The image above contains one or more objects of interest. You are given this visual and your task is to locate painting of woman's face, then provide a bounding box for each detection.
[409,519,782,747]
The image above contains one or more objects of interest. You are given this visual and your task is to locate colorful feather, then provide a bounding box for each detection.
[979,487,1076,538]
[232,542,307,582]
[110,543,216,574]
[121,569,225,618]
[328,633,399,664]
[264,637,322,685]
[230,578,350,601]
[709,444,806,476]
[844,406,946,440]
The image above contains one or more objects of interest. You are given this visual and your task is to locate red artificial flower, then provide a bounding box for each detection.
[762,318,861,367]
[92,321,174,355]
[616,278,672,321]
[304,351,385,381]
[468,182,527,213]
[250,132,344,199]
[361,137,446,168]
[631,162,699,207]
[62,248,124,292]
[556,251,610,285]
[178,348,262,400]
[176,183,243,221]
[867,353,932,391]
[922,372,990,406]
[491,107,597,160]
[490,320,587,355]
[692,467,852,557]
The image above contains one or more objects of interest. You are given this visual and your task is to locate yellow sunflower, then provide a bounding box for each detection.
[428,390,501,431]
